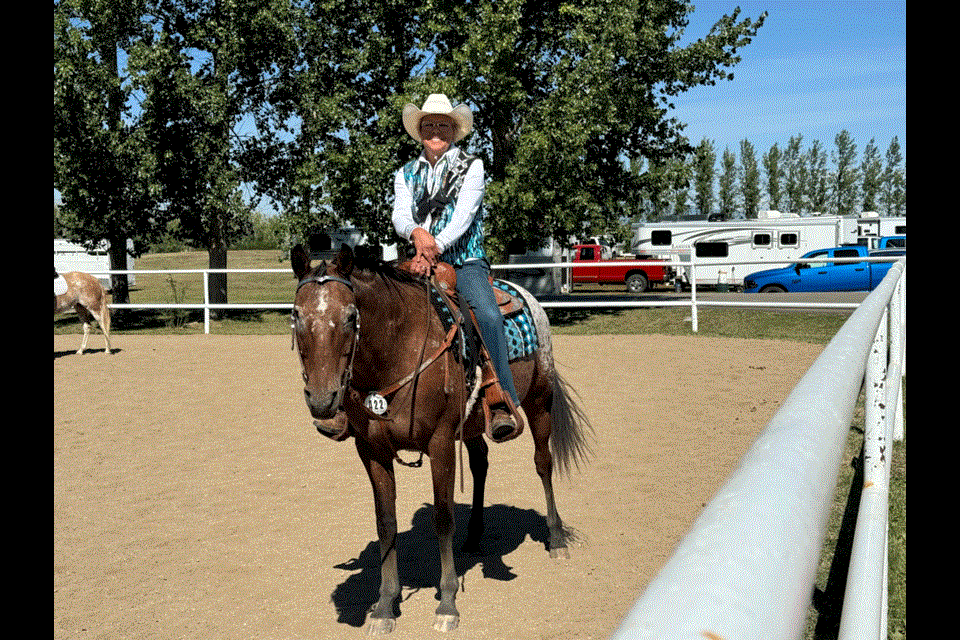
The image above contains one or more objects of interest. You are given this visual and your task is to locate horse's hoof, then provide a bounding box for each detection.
[433,614,459,632]
[549,546,570,559]
[365,617,395,635]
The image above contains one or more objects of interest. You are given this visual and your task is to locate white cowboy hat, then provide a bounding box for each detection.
[402,94,473,143]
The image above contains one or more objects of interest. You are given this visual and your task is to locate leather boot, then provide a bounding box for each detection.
[479,361,524,443]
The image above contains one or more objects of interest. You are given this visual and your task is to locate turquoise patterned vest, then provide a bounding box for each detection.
[402,149,487,267]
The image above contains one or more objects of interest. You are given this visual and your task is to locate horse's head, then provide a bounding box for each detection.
[291,243,359,421]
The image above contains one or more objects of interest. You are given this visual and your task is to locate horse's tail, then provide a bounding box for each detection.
[509,280,593,476]
[549,370,594,478]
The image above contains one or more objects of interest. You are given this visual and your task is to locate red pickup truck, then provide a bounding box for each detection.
[571,244,671,293]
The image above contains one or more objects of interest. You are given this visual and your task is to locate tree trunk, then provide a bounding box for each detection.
[107,234,130,306]
[208,211,229,321]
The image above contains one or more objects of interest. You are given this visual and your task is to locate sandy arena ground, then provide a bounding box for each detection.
[54,332,823,640]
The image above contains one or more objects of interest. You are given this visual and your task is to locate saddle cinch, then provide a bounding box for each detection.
[406,260,526,443]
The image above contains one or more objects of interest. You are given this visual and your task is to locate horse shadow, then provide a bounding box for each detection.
[329,502,554,627]
[53,347,119,359]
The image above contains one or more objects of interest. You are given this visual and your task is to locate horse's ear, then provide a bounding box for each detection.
[291,244,311,280]
[332,244,354,277]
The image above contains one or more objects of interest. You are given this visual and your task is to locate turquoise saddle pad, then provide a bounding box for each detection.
[428,279,539,363]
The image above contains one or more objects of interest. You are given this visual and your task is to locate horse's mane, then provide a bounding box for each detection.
[315,252,423,290]
[357,257,421,286]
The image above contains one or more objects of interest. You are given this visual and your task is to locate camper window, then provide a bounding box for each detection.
[779,232,799,247]
[651,230,672,246]
[752,233,772,247]
[694,241,728,258]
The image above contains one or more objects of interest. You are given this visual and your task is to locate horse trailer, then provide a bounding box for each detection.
[54,239,136,289]
[631,211,906,289]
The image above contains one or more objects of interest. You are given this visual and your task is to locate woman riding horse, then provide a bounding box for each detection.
[392,93,522,443]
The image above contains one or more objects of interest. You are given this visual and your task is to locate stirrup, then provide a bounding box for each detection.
[482,397,525,443]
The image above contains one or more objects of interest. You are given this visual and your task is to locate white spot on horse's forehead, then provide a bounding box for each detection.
[296,290,356,332]
[315,288,330,314]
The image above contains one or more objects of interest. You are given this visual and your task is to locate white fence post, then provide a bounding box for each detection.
[203,271,211,334]
[689,253,698,332]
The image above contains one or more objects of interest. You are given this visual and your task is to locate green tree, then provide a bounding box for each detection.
[806,140,828,214]
[252,0,765,251]
[241,0,422,252]
[54,0,161,305]
[693,138,716,216]
[783,134,806,213]
[670,155,693,218]
[881,137,906,216]
[740,139,760,218]
[130,0,294,312]
[718,147,738,217]
[641,157,687,220]
[422,0,765,250]
[762,143,783,211]
[859,138,882,212]
[830,129,859,215]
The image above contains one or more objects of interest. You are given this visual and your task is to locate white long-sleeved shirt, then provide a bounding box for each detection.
[392,146,485,255]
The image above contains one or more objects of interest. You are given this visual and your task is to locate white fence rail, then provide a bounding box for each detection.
[76,254,901,334]
[610,259,906,640]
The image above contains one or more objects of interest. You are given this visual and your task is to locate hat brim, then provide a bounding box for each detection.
[402,103,473,143]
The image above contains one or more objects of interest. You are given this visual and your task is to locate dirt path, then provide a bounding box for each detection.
[54,333,823,640]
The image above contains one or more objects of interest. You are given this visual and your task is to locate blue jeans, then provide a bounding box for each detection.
[455,260,520,407]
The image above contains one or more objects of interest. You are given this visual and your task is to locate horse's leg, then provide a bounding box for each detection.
[355,436,400,635]
[429,438,460,632]
[462,435,488,554]
[75,304,93,355]
[527,396,570,559]
[97,292,112,354]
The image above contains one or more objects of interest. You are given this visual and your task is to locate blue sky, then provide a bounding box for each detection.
[671,0,906,161]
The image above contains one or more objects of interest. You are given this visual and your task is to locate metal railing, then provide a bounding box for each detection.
[73,254,901,334]
[609,260,906,640]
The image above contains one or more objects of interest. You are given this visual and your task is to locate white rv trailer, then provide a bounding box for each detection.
[631,211,906,288]
[54,239,136,289]
[307,228,399,263]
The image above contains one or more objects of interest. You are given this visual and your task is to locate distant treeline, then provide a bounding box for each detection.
[634,131,905,222]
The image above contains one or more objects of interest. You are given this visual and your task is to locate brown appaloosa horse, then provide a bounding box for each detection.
[54,271,113,355]
[290,244,592,635]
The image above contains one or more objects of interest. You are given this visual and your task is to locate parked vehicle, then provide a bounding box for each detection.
[742,245,904,293]
[571,244,671,293]
[876,235,906,249]
[632,211,907,288]
[54,239,136,289]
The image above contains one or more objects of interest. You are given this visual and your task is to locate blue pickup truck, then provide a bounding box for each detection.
[743,245,905,293]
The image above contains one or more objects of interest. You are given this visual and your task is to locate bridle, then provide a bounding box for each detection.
[292,268,470,471]
[292,273,360,413]
[293,271,460,418]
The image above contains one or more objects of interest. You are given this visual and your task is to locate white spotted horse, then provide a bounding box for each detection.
[54,271,113,355]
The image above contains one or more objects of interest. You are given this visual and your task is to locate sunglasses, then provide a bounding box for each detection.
[419,121,453,133]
